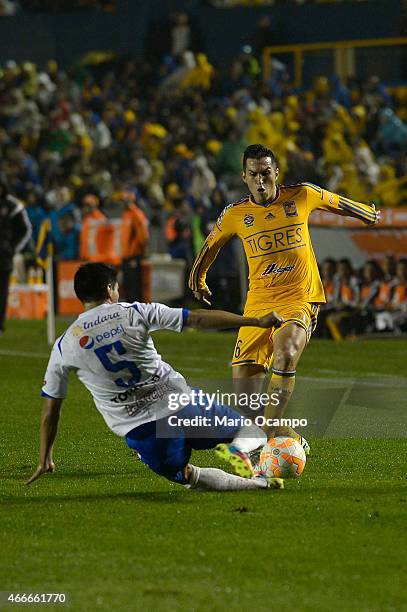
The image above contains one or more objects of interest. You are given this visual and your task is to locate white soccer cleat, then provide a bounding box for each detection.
[300,436,311,456]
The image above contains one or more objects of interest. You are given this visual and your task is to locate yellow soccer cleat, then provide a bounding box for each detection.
[215,444,254,478]
[267,477,284,489]
[253,471,285,489]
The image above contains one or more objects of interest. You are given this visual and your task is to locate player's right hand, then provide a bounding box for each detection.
[257,312,284,329]
[193,288,212,306]
[26,460,55,485]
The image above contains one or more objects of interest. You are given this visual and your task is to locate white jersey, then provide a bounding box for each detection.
[42,302,192,436]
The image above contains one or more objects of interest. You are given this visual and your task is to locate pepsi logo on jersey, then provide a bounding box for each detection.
[79,336,95,349]
[79,324,124,348]
[94,324,124,343]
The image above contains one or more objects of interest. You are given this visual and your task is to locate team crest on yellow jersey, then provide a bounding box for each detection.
[283,200,298,217]
[244,214,254,227]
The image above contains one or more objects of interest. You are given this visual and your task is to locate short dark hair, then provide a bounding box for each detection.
[243,144,278,171]
[74,263,117,303]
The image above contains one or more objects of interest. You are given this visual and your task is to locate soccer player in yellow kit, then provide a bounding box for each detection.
[189,144,380,476]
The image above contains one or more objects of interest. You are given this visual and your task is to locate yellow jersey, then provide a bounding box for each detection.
[189,183,377,307]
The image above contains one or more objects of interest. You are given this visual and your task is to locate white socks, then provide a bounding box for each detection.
[231,424,267,454]
[189,465,267,491]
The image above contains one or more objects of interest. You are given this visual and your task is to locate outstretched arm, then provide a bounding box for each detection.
[185,309,283,330]
[305,183,380,226]
[26,398,63,484]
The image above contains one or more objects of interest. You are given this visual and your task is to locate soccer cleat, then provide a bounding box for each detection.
[215,444,254,478]
[267,477,284,489]
[254,471,284,489]
[248,446,262,468]
[300,436,311,456]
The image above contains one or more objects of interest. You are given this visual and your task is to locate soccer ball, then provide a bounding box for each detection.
[257,437,306,479]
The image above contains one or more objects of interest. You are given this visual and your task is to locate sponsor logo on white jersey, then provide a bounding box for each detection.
[111,375,161,403]
[83,311,120,330]
[79,335,95,349]
[79,324,124,348]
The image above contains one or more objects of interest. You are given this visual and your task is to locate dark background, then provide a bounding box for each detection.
[0,0,402,66]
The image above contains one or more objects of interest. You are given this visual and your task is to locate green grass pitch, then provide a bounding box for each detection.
[0,320,406,611]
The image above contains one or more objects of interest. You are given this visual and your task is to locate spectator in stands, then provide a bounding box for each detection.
[372,258,397,333]
[389,258,407,333]
[169,11,201,58]
[371,165,407,208]
[326,258,360,339]
[54,208,80,261]
[251,15,280,58]
[316,258,336,337]
[0,175,31,335]
[359,260,381,310]
[25,187,47,246]
[382,255,396,282]
[376,108,407,158]
[118,190,149,302]
[356,260,382,333]
[321,258,336,305]
[165,197,193,266]
[79,193,106,262]
[48,186,80,259]
[216,129,248,181]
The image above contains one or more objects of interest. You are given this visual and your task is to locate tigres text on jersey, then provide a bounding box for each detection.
[189,183,377,308]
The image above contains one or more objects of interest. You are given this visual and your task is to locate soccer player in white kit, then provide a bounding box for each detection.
[27,263,284,491]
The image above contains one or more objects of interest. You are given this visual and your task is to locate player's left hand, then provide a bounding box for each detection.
[366,203,381,225]
[26,460,55,485]
[257,311,284,329]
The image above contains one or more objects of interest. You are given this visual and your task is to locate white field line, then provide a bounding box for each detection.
[0,349,49,358]
[314,368,400,378]
[1,349,406,386]
[299,375,407,387]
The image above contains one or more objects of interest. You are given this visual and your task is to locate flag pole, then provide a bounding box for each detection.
[46,253,55,345]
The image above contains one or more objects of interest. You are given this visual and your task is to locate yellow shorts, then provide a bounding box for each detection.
[231,302,320,371]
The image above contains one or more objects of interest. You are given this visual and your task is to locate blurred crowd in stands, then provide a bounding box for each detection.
[0,0,376,14]
[0,8,406,333]
[207,0,371,6]
[0,0,116,14]
[318,256,407,338]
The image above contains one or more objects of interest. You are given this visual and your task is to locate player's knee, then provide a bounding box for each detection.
[273,344,298,371]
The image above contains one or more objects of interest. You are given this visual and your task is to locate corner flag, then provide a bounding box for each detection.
[35,218,55,345]
[35,218,53,269]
